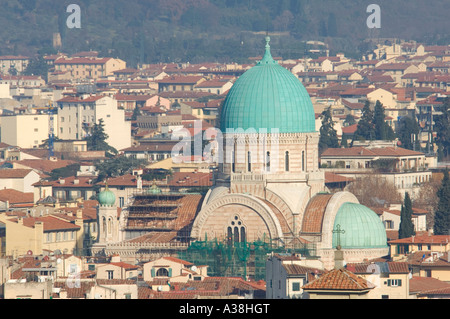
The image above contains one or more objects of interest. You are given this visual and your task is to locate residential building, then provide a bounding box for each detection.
[301,268,374,299]
[157,76,205,93]
[0,169,41,193]
[346,262,411,299]
[0,212,83,257]
[54,57,126,80]
[265,253,324,299]
[407,251,450,283]
[0,56,30,75]
[388,235,450,259]
[1,113,55,149]
[56,95,131,151]
[96,255,139,280]
[143,256,208,284]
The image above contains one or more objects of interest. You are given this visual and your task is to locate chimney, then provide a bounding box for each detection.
[334,247,345,270]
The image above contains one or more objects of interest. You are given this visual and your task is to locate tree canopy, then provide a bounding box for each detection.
[434,169,450,235]
[399,192,415,239]
[318,107,339,154]
[84,119,118,157]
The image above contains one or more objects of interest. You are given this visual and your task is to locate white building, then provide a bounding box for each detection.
[56,95,131,151]
[0,113,55,149]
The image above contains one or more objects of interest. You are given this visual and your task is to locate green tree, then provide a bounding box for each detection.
[373,100,395,140]
[131,105,142,121]
[353,101,375,143]
[318,107,339,154]
[95,156,148,181]
[434,169,450,235]
[397,116,420,150]
[344,114,356,127]
[399,192,415,239]
[434,97,450,161]
[84,119,118,157]
[23,55,49,81]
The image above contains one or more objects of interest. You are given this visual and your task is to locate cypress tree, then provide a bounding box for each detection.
[399,192,415,239]
[318,107,339,154]
[434,169,450,235]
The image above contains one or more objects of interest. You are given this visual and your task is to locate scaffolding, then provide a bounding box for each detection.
[178,236,317,281]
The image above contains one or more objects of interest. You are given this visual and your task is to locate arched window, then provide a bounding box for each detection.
[266,152,271,172]
[234,227,239,243]
[228,216,246,245]
[285,151,290,172]
[102,217,107,236]
[247,151,252,172]
[302,151,305,171]
[227,227,233,246]
[240,227,246,243]
[108,218,112,234]
[231,150,235,173]
[156,268,169,277]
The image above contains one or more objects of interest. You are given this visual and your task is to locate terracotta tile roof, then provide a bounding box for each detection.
[167,172,213,188]
[142,277,265,299]
[109,262,139,270]
[15,159,76,174]
[388,235,450,245]
[409,276,450,295]
[0,169,34,178]
[321,146,424,157]
[341,124,358,135]
[301,194,333,234]
[35,176,96,188]
[54,57,112,64]
[57,95,105,103]
[407,251,450,267]
[346,262,409,274]
[161,256,194,266]
[302,268,374,291]
[324,172,353,184]
[157,75,204,84]
[8,215,81,232]
[0,189,34,204]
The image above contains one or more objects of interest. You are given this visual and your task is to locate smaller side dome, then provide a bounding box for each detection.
[332,202,387,249]
[98,185,116,207]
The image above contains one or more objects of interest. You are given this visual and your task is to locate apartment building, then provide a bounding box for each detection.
[56,95,131,151]
[0,113,55,149]
[54,57,126,81]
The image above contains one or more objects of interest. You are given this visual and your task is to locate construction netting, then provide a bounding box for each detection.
[178,236,317,281]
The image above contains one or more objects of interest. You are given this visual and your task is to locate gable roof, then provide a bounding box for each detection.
[302,268,374,291]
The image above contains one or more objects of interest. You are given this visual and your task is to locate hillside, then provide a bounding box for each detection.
[0,0,449,65]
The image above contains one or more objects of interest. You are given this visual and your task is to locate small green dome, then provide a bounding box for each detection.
[332,203,387,249]
[220,36,316,133]
[98,187,116,206]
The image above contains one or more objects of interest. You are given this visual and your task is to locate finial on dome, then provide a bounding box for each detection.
[258,34,276,65]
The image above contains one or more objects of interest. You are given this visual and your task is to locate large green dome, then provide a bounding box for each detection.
[332,203,388,249]
[220,37,316,133]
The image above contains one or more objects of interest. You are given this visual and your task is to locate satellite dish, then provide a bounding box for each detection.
[27,250,33,255]
[191,266,197,272]
[57,258,62,264]
[157,285,163,292]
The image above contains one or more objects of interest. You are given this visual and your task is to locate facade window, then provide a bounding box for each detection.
[107,270,114,280]
[227,216,246,244]
[119,197,125,208]
[156,268,169,277]
[266,152,271,172]
[385,220,394,229]
[387,279,402,287]
[247,151,252,172]
[302,151,305,171]
[292,282,300,291]
[285,151,290,172]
